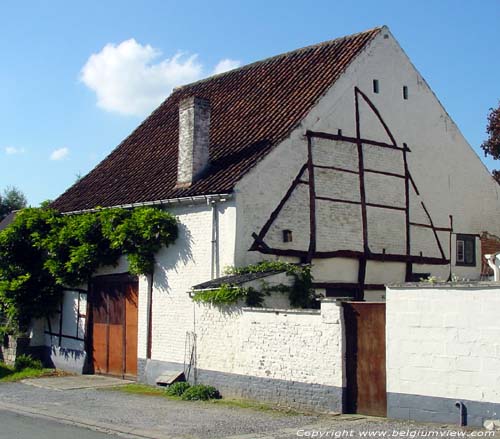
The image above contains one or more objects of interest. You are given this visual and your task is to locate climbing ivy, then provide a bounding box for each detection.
[192,261,319,309]
[0,206,178,333]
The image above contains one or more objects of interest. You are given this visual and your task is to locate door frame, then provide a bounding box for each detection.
[343,301,387,416]
[87,273,139,379]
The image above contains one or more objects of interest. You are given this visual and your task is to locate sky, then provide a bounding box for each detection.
[0,0,499,206]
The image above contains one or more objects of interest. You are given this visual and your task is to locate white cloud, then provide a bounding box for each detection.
[50,147,69,161]
[4,146,25,155]
[80,39,241,117]
[213,58,241,75]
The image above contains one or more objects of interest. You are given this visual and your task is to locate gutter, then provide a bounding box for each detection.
[60,193,232,215]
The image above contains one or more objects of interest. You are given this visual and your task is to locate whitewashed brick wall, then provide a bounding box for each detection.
[194,299,344,388]
[386,284,500,404]
[145,201,237,364]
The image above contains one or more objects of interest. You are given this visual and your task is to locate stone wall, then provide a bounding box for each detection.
[0,336,31,366]
[386,283,500,426]
[141,299,346,412]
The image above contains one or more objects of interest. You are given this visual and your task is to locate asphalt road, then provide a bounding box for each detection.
[0,410,121,439]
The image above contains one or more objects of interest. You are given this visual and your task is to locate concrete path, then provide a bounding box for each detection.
[0,378,490,439]
[21,374,132,390]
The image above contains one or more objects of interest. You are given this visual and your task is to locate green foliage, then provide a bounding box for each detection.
[192,284,266,307]
[0,362,54,382]
[0,206,178,332]
[192,284,247,305]
[225,260,298,276]
[0,208,63,331]
[0,186,27,221]
[481,102,500,183]
[181,384,221,401]
[194,261,318,309]
[244,287,266,307]
[14,354,43,371]
[165,381,191,396]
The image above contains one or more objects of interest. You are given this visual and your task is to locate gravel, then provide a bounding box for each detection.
[0,382,495,439]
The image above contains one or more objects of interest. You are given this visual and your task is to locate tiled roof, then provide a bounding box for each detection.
[191,269,285,290]
[51,27,382,212]
[0,211,17,231]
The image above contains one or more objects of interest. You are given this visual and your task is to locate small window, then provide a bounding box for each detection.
[456,234,476,266]
[403,86,408,100]
[282,229,293,243]
[373,79,379,94]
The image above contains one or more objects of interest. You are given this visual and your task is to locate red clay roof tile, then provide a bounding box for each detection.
[51,27,381,212]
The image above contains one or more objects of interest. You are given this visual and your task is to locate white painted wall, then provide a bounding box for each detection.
[145,200,237,364]
[44,289,86,351]
[386,284,500,404]
[235,26,500,289]
[194,299,344,388]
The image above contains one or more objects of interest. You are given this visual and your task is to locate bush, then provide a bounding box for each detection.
[14,354,43,371]
[181,384,221,401]
[165,381,191,397]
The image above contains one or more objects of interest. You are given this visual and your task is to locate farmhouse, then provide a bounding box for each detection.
[36,26,500,417]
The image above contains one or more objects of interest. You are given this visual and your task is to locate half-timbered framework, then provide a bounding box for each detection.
[250,87,453,299]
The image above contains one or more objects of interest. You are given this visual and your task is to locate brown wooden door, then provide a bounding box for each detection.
[91,275,138,378]
[344,302,386,417]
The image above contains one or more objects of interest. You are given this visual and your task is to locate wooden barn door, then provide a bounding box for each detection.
[91,275,138,379]
[344,302,386,416]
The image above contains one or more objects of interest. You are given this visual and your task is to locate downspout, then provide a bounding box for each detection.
[146,269,154,359]
[455,401,467,426]
[211,201,219,279]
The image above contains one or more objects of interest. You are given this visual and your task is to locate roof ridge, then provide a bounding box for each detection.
[173,25,385,92]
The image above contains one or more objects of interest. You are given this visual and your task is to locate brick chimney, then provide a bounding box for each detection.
[176,97,211,187]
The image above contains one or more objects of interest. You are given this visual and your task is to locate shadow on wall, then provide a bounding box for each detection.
[44,346,87,374]
[154,221,193,294]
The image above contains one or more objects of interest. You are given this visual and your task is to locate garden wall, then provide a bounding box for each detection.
[386,283,500,426]
[142,299,346,412]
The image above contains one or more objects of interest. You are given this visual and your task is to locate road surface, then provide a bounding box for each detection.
[0,409,122,439]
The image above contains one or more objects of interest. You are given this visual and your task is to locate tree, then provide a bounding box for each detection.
[481,102,500,183]
[0,186,27,221]
[0,206,178,334]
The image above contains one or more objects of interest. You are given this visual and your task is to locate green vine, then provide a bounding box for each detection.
[191,284,265,307]
[0,206,178,333]
[192,261,318,309]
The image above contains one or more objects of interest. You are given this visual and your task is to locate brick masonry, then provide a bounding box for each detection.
[177,96,211,186]
[480,232,500,277]
[139,358,345,413]
[386,284,500,426]
[388,392,500,427]
[138,300,346,413]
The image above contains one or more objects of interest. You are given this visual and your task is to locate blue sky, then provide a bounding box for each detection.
[1,0,499,206]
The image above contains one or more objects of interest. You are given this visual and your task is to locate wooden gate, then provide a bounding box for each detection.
[344,302,386,416]
[90,275,138,378]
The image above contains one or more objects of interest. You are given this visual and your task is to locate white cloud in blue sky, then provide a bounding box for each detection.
[213,59,241,75]
[4,146,25,155]
[80,39,240,117]
[50,147,69,161]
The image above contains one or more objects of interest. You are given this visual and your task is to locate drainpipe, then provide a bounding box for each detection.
[146,269,154,359]
[210,201,219,279]
[455,401,467,426]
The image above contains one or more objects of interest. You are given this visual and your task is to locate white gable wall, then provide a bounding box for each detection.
[235,26,500,287]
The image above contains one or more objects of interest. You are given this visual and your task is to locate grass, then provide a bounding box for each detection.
[104,383,302,415]
[0,362,60,382]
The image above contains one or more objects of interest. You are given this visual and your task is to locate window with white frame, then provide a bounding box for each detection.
[456,234,476,266]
